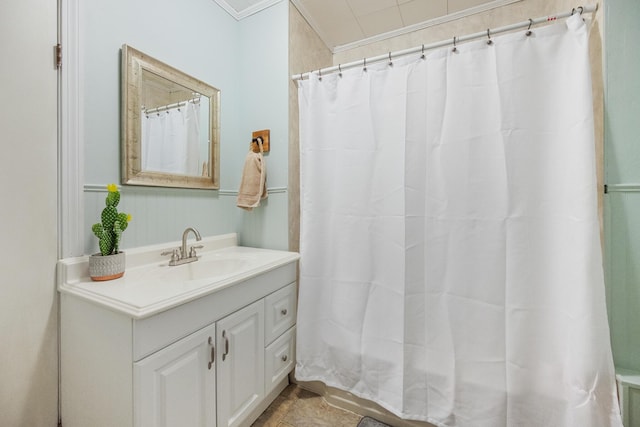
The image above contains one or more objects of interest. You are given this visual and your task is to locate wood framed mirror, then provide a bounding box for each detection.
[121,44,220,189]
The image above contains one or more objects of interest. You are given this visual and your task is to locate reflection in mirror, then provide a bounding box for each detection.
[141,72,210,176]
[122,45,220,189]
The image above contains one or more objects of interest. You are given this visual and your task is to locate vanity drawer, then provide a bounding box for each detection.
[265,326,295,394]
[264,282,297,345]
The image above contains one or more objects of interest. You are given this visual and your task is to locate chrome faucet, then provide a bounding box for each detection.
[162,227,203,266]
[181,227,202,259]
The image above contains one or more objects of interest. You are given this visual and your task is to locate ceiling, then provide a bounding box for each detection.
[214,0,518,52]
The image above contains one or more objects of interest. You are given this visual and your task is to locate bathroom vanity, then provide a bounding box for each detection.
[57,233,300,427]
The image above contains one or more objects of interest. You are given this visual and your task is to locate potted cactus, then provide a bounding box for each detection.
[88,183,132,281]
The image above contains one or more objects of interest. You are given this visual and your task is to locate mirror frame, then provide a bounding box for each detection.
[121,44,220,189]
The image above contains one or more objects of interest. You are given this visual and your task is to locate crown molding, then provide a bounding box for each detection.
[213,0,282,20]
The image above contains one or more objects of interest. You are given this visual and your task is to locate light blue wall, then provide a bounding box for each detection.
[82,0,289,253]
[236,2,289,189]
[604,0,640,372]
[234,1,290,250]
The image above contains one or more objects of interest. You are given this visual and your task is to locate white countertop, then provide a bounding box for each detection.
[57,233,300,319]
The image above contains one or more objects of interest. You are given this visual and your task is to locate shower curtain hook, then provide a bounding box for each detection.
[452,36,458,53]
[388,52,393,67]
[486,29,493,45]
[338,64,342,78]
[363,58,367,72]
[526,18,534,36]
[421,44,426,60]
[318,68,322,81]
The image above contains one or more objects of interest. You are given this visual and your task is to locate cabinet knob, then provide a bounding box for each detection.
[280,308,288,316]
[281,354,288,362]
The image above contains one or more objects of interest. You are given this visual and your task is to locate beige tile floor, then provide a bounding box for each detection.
[251,384,364,427]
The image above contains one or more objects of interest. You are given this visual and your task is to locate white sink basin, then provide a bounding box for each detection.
[157,257,251,282]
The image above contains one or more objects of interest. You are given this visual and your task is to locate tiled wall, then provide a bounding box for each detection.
[288,3,333,252]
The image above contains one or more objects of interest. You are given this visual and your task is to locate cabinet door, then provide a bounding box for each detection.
[135,323,217,427]
[216,300,265,427]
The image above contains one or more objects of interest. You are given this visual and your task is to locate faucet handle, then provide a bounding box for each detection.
[189,245,204,258]
[162,249,180,263]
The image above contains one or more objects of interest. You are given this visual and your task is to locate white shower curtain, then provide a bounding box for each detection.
[142,101,201,175]
[296,15,621,427]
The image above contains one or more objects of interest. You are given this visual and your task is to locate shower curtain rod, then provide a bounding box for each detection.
[143,96,201,115]
[292,4,597,81]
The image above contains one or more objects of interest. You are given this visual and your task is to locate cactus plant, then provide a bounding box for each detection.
[92,184,132,256]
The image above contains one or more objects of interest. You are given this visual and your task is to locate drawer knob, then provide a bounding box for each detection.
[281,354,288,362]
[280,308,288,316]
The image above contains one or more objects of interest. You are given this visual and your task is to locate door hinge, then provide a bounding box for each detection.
[55,43,62,69]
[604,184,609,194]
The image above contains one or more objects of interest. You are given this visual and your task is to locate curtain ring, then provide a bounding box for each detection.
[363,58,367,72]
[486,28,493,45]
[526,18,533,36]
[421,44,426,60]
[318,68,322,81]
[338,64,342,78]
[388,52,393,67]
[452,36,458,53]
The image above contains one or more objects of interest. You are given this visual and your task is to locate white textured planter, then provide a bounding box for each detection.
[89,252,125,281]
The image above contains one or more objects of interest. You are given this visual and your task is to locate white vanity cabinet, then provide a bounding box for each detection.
[135,300,269,427]
[135,323,217,427]
[58,235,299,427]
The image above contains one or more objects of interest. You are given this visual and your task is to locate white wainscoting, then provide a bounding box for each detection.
[84,185,288,254]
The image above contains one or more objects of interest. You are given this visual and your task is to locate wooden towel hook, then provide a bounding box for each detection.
[251,129,270,153]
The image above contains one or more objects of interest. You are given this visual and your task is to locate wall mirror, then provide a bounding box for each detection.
[121,44,220,189]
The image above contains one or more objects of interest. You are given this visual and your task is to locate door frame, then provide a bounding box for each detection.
[59,0,84,258]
